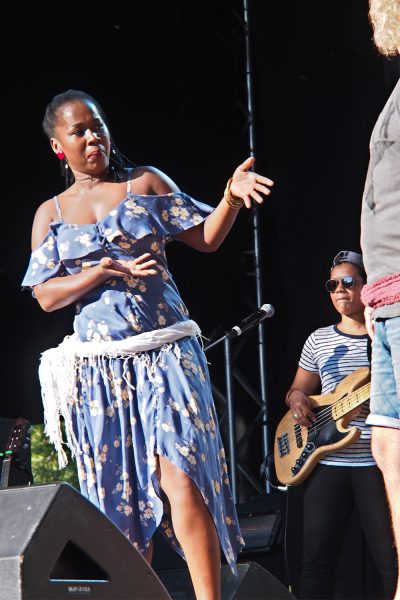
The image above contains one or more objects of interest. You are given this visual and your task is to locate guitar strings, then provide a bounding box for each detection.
[307,386,370,435]
[299,384,370,437]
[278,383,371,451]
[281,384,370,448]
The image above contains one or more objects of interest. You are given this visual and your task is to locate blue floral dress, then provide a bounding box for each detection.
[22,179,244,572]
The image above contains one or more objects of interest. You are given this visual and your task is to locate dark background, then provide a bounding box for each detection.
[1,0,399,596]
[2,0,400,466]
[3,0,398,437]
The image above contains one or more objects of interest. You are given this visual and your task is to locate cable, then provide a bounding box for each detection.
[261,452,288,492]
[261,453,295,594]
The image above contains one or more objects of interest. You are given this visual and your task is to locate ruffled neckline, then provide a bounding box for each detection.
[53,191,177,227]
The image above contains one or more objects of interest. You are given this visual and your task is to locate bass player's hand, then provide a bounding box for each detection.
[287,390,316,427]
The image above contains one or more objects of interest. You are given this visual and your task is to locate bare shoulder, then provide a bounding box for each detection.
[130,165,181,195]
[33,197,58,225]
[31,198,58,250]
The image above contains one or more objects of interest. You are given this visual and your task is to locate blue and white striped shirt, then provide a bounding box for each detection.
[299,324,374,467]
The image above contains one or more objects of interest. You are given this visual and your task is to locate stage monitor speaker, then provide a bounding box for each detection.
[0,482,171,600]
[157,562,297,599]
[236,494,282,555]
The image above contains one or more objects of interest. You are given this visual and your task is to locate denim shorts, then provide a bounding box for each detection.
[367,316,400,428]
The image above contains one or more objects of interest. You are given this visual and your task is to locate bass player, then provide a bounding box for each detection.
[285,250,396,599]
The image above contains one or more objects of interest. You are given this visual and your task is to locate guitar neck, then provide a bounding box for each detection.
[331,382,371,419]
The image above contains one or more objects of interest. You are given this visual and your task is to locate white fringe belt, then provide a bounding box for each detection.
[38,320,202,468]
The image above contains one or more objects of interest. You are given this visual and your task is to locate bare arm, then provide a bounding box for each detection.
[285,367,320,427]
[34,264,114,312]
[175,157,274,252]
[33,255,157,312]
[30,201,157,312]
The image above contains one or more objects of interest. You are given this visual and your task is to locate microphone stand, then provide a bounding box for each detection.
[204,305,273,352]
[203,333,232,353]
[204,314,269,504]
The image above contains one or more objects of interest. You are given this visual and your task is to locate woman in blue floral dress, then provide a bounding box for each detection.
[22,89,274,600]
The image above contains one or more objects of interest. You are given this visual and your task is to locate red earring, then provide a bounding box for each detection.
[57,150,65,160]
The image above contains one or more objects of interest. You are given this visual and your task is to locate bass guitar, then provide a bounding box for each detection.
[274,367,371,486]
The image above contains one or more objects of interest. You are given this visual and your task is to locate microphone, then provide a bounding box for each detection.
[227,304,275,338]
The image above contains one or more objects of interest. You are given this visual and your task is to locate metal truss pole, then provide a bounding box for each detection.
[207,1,272,501]
[243,0,271,493]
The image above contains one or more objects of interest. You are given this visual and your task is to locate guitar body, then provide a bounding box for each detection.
[274,367,371,486]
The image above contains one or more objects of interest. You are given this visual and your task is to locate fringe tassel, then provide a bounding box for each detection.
[37,320,202,468]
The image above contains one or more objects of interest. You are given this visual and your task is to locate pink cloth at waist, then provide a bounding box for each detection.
[361,272,400,308]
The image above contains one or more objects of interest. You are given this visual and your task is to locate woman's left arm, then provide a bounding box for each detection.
[175,157,274,252]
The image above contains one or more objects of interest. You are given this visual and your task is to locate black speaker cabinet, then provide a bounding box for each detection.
[0,482,171,599]
[157,562,297,599]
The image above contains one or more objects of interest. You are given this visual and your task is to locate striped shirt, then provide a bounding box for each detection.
[299,324,374,467]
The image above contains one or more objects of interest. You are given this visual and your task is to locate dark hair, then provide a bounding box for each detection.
[350,263,367,283]
[42,89,135,188]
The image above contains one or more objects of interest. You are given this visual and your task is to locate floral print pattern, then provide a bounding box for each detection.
[22,190,244,572]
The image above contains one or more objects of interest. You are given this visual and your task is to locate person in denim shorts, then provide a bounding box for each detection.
[360,2,400,598]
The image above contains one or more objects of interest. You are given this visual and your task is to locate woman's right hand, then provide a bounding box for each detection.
[95,253,158,277]
[288,390,315,427]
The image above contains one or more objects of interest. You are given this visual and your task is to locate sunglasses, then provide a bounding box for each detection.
[325,276,362,293]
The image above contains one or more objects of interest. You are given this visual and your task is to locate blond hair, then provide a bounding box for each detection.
[369,0,400,55]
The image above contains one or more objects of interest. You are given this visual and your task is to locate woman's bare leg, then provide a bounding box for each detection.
[158,455,221,600]
[372,427,400,599]
[143,539,153,564]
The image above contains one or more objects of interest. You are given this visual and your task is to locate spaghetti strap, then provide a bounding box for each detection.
[53,195,63,221]
[126,166,135,194]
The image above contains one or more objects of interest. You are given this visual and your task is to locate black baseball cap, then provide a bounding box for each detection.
[331,250,364,271]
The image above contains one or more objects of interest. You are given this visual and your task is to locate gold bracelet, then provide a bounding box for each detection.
[224,177,244,209]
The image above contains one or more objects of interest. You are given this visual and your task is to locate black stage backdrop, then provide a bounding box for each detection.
[1,1,399,491]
